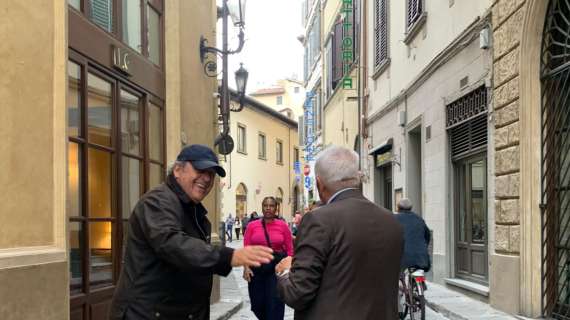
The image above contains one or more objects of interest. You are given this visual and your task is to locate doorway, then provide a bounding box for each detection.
[407,125,423,215]
[374,164,393,211]
[236,183,247,219]
[455,156,488,283]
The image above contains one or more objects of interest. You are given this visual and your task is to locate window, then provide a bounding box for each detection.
[305,4,321,78]
[374,0,388,69]
[407,0,423,28]
[122,0,142,53]
[276,96,283,105]
[276,140,283,164]
[294,87,300,93]
[294,147,300,163]
[90,0,113,32]
[66,58,165,297]
[69,0,81,10]
[258,133,267,159]
[147,3,161,65]
[237,124,247,153]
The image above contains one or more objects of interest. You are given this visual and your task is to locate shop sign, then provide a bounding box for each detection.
[112,45,131,75]
[376,151,392,167]
[304,176,312,190]
[304,91,316,161]
[341,0,354,89]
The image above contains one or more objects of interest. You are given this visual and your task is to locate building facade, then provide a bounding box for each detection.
[300,0,361,206]
[220,92,301,222]
[249,78,306,119]
[360,0,570,318]
[0,1,222,319]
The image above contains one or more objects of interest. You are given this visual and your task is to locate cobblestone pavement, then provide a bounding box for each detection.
[224,240,448,320]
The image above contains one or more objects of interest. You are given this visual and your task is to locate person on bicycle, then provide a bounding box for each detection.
[394,198,431,272]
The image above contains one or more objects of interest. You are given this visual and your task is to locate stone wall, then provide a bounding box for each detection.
[492,0,526,256]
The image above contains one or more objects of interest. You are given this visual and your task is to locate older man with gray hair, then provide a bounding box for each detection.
[275,145,404,320]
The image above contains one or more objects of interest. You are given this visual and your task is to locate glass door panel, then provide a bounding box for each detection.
[121,156,141,218]
[87,73,113,147]
[120,90,141,156]
[89,221,113,289]
[68,61,82,138]
[88,148,113,218]
[69,221,84,294]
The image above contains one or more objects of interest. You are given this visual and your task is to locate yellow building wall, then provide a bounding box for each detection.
[0,0,68,319]
[166,0,220,229]
[250,80,305,119]
[323,69,359,149]
[220,102,300,221]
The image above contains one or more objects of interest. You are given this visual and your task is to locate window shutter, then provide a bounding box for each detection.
[374,0,381,68]
[374,0,388,68]
[91,0,113,32]
[447,86,488,160]
[407,0,422,27]
[332,21,344,86]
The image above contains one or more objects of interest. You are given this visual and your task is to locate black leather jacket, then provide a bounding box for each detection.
[109,175,234,320]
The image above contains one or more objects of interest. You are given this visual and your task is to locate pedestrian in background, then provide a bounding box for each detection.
[109,144,273,320]
[234,217,242,240]
[244,196,294,320]
[275,146,403,320]
[226,214,234,242]
[394,198,431,272]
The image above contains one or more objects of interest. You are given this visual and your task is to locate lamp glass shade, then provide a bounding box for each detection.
[227,0,246,27]
[235,64,249,95]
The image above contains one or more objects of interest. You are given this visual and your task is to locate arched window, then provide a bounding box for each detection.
[236,183,247,219]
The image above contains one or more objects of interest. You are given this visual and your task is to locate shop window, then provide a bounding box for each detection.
[67,57,165,298]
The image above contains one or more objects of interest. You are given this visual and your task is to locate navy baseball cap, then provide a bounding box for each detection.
[176,144,226,177]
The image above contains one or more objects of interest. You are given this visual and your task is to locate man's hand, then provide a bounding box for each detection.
[231,246,273,267]
[243,266,254,282]
[275,256,292,273]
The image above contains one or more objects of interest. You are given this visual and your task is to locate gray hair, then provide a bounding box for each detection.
[166,160,189,175]
[397,198,413,211]
[314,146,360,192]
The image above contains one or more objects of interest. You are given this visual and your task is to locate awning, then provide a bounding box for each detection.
[368,138,393,155]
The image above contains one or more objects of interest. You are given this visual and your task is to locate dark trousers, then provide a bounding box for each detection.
[235,228,241,240]
[248,270,285,320]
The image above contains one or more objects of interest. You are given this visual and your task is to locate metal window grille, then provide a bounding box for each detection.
[446,86,488,160]
[407,0,422,28]
[374,0,388,68]
[541,1,570,318]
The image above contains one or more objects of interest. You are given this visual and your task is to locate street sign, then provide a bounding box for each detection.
[304,176,312,189]
[303,164,310,176]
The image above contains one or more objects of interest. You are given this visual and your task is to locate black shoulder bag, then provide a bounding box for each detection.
[252,219,288,275]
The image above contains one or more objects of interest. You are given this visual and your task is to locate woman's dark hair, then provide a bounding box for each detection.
[262,196,277,206]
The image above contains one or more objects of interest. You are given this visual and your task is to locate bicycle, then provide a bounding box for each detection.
[398,268,427,320]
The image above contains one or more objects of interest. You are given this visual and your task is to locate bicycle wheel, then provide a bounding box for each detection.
[409,281,426,320]
[398,280,408,319]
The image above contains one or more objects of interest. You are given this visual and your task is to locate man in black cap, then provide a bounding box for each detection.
[109,144,273,320]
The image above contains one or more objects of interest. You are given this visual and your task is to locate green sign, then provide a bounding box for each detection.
[341,0,354,89]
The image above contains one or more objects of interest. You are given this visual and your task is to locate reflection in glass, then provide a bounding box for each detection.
[67,143,82,217]
[89,222,113,289]
[471,161,485,243]
[149,163,163,189]
[147,5,160,65]
[90,0,114,32]
[68,61,81,137]
[88,148,112,218]
[121,90,140,155]
[69,0,81,10]
[122,157,140,218]
[122,221,129,263]
[148,103,163,161]
[88,73,113,146]
[69,222,84,294]
[122,0,142,53]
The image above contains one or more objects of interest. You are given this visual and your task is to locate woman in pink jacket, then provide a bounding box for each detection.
[243,196,294,320]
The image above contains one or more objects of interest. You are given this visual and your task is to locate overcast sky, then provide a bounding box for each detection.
[217,0,304,92]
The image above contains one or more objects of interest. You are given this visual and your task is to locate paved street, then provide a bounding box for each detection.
[223,240,448,320]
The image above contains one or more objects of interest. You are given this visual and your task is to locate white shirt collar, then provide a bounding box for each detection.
[327,188,358,204]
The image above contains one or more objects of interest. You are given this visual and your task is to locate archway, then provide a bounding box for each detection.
[519,0,553,316]
[236,183,247,219]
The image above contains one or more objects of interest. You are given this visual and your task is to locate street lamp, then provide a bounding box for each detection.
[199,0,248,155]
[232,63,249,112]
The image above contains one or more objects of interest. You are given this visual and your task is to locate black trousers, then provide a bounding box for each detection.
[235,228,241,240]
[248,270,285,320]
